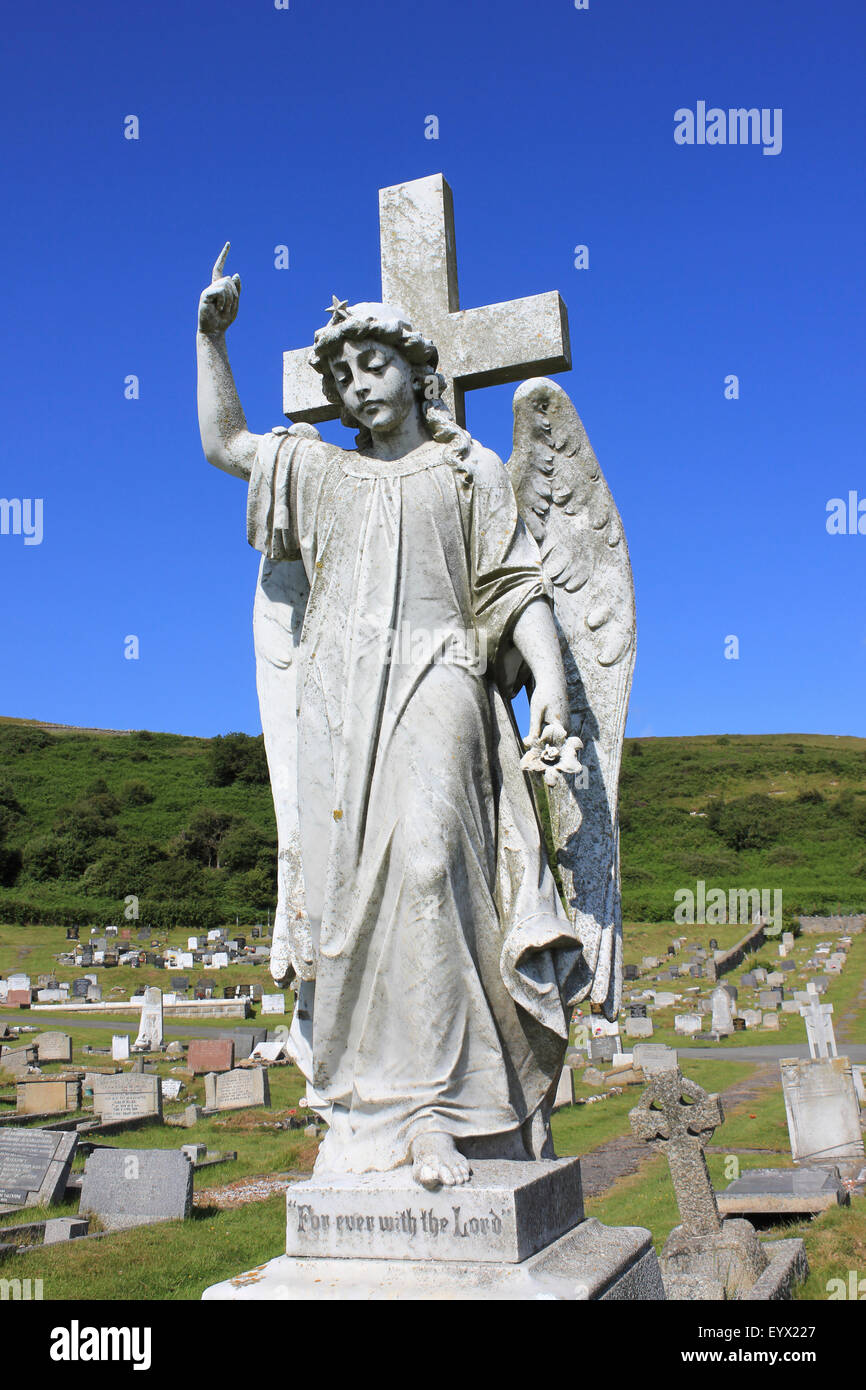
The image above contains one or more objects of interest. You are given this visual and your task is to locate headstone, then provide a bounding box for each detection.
[230,1028,267,1059]
[0,1044,38,1077]
[188,1038,235,1074]
[780,1057,865,1166]
[171,975,190,992]
[86,985,102,1003]
[710,988,734,1037]
[91,1072,162,1121]
[674,1015,702,1036]
[800,986,837,1060]
[32,1032,72,1063]
[552,1067,575,1109]
[134,987,163,1050]
[766,972,785,988]
[66,926,80,940]
[250,1038,288,1063]
[187,937,199,951]
[72,978,90,998]
[630,1070,771,1298]
[753,968,767,984]
[0,1129,78,1209]
[650,992,676,1009]
[782,932,795,949]
[111,1035,131,1062]
[732,1016,746,1032]
[589,1036,617,1063]
[742,1009,763,1029]
[632,1044,678,1075]
[162,1078,184,1101]
[761,1013,780,1031]
[5,989,32,1007]
[16,1077,81,1115]
[740,972,756,988]
[178,952,194,970]
[79,1148,194,1230]
[716,1166,848,1219]
[258,995,286,1017]
[204,1067,270,1111]
[625,1017,654,1039]
[759,990,781,1010]
[628,1004,647,1019]
[212,952,229,969]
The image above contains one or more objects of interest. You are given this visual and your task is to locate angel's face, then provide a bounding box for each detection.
[329,338,419,436]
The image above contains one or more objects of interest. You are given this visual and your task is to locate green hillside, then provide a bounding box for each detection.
[0,720,863,928]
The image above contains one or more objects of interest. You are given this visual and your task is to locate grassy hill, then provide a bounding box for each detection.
[0,720,863,928]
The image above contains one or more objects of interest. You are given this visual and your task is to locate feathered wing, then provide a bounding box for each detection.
[507,379,636,1020]
[254,422,320,987]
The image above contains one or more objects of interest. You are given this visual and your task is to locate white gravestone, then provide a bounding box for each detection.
[780,1057,865,1166]
[261,993,286,1015]
[133,987,163,1050]
[112,1035,130,1062]
[800,985,837,1060]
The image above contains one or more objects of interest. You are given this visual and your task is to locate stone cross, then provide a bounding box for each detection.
[800,983,837,1060]
[629,1070,725,1236]
[282,173,571,426]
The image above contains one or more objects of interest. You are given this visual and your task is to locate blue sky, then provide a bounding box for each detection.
[1,0,863,738]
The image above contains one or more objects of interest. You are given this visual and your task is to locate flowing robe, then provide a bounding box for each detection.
[247,430,588,1173]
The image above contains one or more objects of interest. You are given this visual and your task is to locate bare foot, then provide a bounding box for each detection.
[411,1132,472,1190]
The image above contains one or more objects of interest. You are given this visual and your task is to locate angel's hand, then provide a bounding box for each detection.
[527,678,569,745]
[198,242,242,336]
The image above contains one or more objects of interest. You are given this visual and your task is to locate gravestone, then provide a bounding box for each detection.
[111,1035,131,1062]
[780,1057,865,1166]
[674,1015,701,1036]
[188,1038,235,1074]
[91,1073,162,1122]
[162,1078,184,1101]
[134,987,163,1050]
[71,978,90,999]
[716,1166,848,1219]
[759,990,781,1010]
[0,1129,78,1210]
[625,1017,653,1039]
[629,1004,647,1019]
[5,989,31,1007]
[589,1036,617,1063]
[762,1013,780,1031]
[800,988,838,1060]
[632,1044,677,1075]
[710,988,734,1037]
[66,926,79,940]
[742,1009,763,1029]
[623,964,638,981]
[629,1070,775,1299]
[32,1032,72,1064]
[17,1077,81,1115]
[171,976,190,992]
[204,1066,270,1111]
[650,992,676,1009]
[732,1017,746,1032]
[230,1028,267,1059]
[552,1067,575,1109]
[740,972,756,988]
[251,1038,288,1063]
[0,1044,38,1077]
[79,1148,194,1230]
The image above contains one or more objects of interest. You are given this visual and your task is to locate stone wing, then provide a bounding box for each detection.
[507,379,636,1019]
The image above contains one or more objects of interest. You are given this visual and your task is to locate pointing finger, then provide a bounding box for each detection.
[211,242,231,283]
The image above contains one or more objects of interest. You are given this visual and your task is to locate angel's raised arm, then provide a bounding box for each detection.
[197,243,261,480]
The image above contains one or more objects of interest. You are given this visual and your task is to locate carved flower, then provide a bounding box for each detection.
[520,725,584,785]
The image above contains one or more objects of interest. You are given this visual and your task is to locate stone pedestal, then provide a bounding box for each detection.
[202,1159,665,1301]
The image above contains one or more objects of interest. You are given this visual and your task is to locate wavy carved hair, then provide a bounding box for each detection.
[308,308,472,467]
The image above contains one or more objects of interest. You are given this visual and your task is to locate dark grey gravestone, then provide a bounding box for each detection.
[171,975,190,992]
[79,1148,194,1230]
[589,1037,617,1063]
[624,964,639,981]
[781,962,796,973]
[716,1166,848,1218]
[741,972,757,988]
[0,1129,78,1210]
[629,1005,647,1020]
[72,978,89,998]
[80,949,93,967]
[231,1028,267,1059]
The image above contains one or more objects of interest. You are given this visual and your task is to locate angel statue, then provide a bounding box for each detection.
[197,243,635,1192]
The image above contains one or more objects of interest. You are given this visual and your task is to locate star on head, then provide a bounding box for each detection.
[325,295,350,323]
